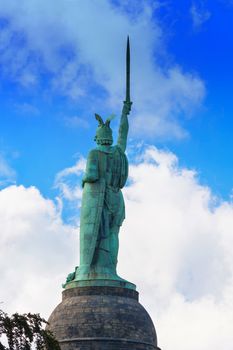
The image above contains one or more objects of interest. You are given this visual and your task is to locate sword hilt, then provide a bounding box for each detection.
[123,99,132,115]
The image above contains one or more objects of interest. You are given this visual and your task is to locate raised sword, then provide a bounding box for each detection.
[124,36,132,109]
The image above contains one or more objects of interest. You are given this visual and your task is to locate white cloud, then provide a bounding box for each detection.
[0,0,205,139]
[54,158,86,225]
[64,115,90,129]
[190,2,211,30]
[0,185,77,316]
[54,158,85,202]
[15,102,40,116]
[0,154,16,187]
[118,146,233,349]
[1,146,233,349]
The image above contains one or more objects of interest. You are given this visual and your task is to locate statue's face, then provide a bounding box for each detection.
[95,125,113,145]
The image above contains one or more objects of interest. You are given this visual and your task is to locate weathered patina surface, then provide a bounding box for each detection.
[77,101,131,282]
[64,38,133,289]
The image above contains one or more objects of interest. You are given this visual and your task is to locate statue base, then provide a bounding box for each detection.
[63,265,136,290]
[47,285,161,350]
[65,277,136,290]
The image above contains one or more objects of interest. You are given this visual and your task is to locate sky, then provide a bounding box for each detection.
[0,1,233,349]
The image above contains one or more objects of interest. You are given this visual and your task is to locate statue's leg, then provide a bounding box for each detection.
[107,189,125,274]
[109,226,120,272]
[92,208,111,269]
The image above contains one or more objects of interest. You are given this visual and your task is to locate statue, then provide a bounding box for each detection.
[50,38,161,350]
[64,38,134,288]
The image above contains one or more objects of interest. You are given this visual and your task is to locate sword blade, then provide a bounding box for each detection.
[126,36,130,102]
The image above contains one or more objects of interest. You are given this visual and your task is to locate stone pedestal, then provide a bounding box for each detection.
[48,286,161,350]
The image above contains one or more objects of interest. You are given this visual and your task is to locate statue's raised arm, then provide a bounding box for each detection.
[117,101,132,152]
[117,37,132,153]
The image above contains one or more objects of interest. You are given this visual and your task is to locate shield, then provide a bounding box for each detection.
[79,178,106,271]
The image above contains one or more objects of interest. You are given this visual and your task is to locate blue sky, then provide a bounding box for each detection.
[0,0,232,201]
[161,0,233,197]
[1,2,233,349]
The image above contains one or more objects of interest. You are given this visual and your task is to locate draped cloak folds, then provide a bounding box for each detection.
[78,145,128,277]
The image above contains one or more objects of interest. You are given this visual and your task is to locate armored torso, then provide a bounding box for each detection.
[98,145,128,190]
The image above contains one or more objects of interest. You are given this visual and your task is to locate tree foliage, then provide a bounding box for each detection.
[0,310,60,350]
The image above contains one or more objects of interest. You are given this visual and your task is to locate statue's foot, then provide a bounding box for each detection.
[63,265,136,290]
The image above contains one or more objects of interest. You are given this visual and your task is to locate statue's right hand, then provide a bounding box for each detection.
[122,101,132,115]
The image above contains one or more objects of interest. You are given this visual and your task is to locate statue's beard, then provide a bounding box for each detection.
[96,138,113,145]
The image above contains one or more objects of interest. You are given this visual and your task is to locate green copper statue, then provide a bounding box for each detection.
[64,38,135,289]
[77,99,131,279]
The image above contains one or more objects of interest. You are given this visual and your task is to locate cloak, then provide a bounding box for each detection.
[78,145,128,277]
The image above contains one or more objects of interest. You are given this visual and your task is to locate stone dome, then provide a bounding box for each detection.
[47,286,160,350]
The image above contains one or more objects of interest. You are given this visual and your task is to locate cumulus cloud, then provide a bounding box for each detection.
[115,146,233,349]
[0,154,16,187]
[190,2,211,30]
[15,102,40,116]
[54,157,85,202]
[0,185,77,317]
[54,158,86,224]
[64,115,90,129]
[0,146,233,348]
[0,0,205,139]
